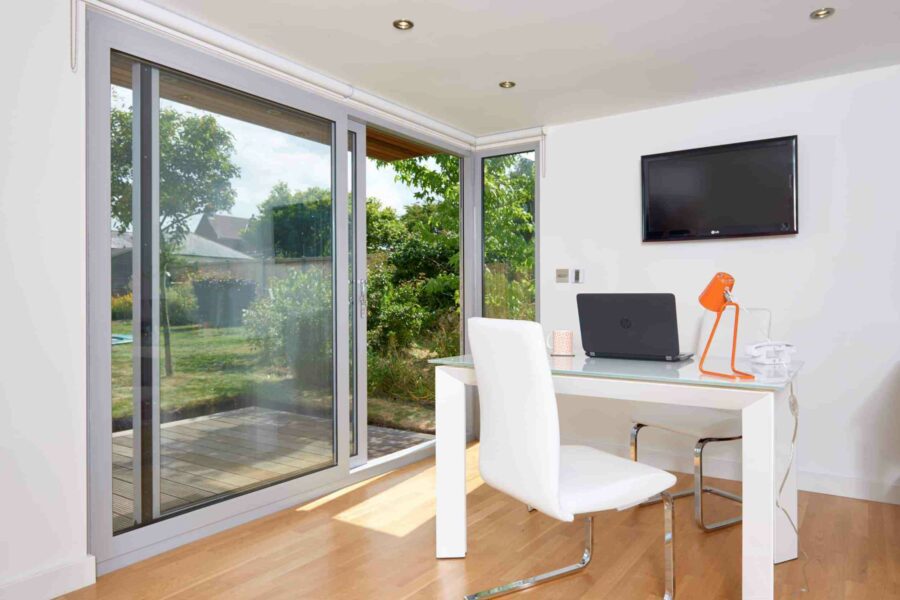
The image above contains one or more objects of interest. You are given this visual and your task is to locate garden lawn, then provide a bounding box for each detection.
[111,321,434,433]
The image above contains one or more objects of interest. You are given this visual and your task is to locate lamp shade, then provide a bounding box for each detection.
[699,272,735,312]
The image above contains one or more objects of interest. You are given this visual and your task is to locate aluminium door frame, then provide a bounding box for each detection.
[473,142,542,323]
[87,10,350,573]
[347,120,368,468]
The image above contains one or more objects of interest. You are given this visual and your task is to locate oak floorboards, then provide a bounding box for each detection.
[68,444,899,599]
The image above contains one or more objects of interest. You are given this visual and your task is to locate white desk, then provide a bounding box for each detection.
[431,354,801,600]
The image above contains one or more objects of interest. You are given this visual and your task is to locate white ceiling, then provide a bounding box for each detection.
[146,0,900,137]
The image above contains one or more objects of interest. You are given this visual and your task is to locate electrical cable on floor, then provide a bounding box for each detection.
[775,380,809,594]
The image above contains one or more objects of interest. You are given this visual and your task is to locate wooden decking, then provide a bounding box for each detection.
[112,406,433,532]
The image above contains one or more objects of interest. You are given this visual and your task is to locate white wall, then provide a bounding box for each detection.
[0,1,95,598]
[540,65,900,504]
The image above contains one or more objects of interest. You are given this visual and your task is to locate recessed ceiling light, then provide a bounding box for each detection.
[393,19,414,30]
[809,7,835,20]
[498,81,516,89]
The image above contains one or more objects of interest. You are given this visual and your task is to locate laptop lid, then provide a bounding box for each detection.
[576,293,681,358]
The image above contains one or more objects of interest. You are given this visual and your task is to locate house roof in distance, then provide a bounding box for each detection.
[201,214,251,241]
[110,230,253,262]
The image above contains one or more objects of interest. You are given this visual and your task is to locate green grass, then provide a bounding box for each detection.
[111,320,435,433]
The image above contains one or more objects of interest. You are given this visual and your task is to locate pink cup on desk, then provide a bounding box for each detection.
[547,329,575,356]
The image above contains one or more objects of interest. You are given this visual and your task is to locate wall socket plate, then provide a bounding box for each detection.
[556,268,584,283]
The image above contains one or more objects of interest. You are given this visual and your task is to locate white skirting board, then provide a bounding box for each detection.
[565,435,900,506]
[0,555,96,600]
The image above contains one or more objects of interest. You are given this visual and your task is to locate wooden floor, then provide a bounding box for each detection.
[73,444,899,599]
[112,406,433,532]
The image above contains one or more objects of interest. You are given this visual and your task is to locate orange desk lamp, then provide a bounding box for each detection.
[698,272,755,380]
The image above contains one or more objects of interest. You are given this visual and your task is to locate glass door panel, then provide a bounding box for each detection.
[348,126,367,464]
[481,151,536,320]
[109,52,337,532]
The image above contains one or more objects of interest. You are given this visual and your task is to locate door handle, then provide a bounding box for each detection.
[358,278,368,318]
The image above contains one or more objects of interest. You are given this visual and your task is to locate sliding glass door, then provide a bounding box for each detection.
[90,11,470,569]
[346,126,463,465]
[109,52,337,532]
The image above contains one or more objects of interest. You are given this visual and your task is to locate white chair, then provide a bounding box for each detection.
[466,318,677,600]
[630,308,771,531]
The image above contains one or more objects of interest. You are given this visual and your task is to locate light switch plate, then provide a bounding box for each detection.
[555,268,570,283]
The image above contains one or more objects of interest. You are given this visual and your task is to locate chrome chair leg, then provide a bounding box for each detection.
[694,437,743,531]
[463,516,593,600]
[631,423,693,506]
[662,491,675,600]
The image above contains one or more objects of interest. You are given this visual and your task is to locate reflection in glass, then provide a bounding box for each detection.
[482,151,536,320]
[348,131,357,457]
[109,52,335,532]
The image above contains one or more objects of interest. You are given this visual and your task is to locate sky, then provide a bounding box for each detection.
[113,86,421,224]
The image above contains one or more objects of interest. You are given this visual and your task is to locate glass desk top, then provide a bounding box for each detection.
[430,354,802,391]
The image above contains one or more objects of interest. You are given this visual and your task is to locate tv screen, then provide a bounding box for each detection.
[641,136,798,241]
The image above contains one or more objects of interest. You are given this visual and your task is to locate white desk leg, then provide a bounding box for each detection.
[774,385,799,564]
[435,367,467,558]
[742,393,776,600]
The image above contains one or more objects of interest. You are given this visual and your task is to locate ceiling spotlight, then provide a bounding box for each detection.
[392,19,414,30]
[498,81,516,89]
[809,7,835,20]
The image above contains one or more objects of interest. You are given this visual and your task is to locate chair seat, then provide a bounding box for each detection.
[559,445,677,514]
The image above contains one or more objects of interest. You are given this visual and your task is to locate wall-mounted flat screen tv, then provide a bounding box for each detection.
[641,136,798,241]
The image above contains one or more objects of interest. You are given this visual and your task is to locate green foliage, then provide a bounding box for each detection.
[110,99,240,248]
[243,270,333,388]
[482,153,536,320]
[242,183,332,258]
[111,96,241,375]
[366,197,406,252]
[164,283,199,326]
[190,276,255,327]
[110,284,198,325]
[366,259,427,352]
[111,292,132,321]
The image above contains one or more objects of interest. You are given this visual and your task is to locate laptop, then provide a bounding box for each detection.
[576,293,693,362]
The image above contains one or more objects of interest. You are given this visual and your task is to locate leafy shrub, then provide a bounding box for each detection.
[244,269,332,388]
[111,285,198,325]
[192,276,256,327]
[163,283,199,326]
[483,265,535,320]
[111,292,132,321]
[366,261,426,352]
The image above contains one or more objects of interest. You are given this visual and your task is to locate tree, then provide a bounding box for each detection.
[242,183,332,258]
[481,153,536,319]
[111,99,240,375]
[381,152,536,322]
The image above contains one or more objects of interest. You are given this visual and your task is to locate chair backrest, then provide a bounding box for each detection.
[467,318,571,521]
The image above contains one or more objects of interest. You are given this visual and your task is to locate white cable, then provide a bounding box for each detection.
[775,379,809,594]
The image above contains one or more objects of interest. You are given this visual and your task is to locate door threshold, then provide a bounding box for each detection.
[351,438,435,476]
